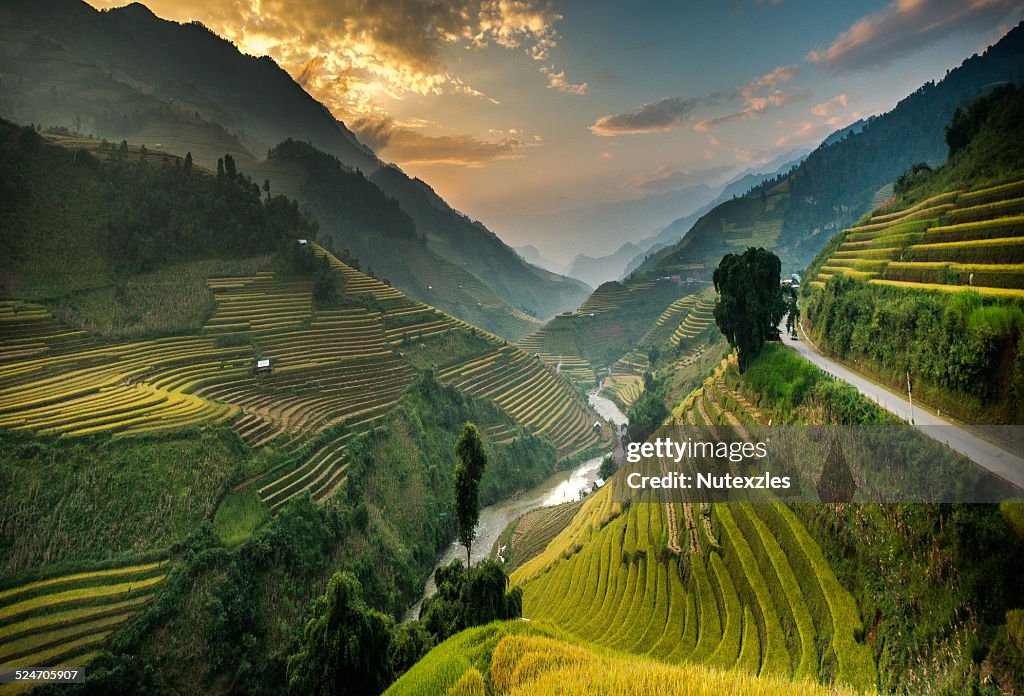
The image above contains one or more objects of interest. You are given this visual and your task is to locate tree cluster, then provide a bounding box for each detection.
[713,247,786,371]
[105,150,317,272]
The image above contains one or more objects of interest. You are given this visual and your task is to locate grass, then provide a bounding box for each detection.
[213,488,270,547]
[0,428,244,575]
[47,257,274,340]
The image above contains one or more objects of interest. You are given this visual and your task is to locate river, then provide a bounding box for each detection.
[405,389,627,621]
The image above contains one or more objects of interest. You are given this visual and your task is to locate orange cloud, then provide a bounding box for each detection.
[351,115,524,166]
[86,0,584,118]
[807,0,1022,73]
[809,93,850,116]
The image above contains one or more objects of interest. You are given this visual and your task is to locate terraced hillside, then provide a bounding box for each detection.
[386,621,862,696]
[600,293,716,411]
[0,240,609,670]
[0,561,168,693]
[512,369,877,693]
[518,278,690,383]
[437,345,606,461]
[649,184,788,282]
[808,177,1024,298]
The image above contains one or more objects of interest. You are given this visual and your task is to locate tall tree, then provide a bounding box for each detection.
[183,151,193,175]
[713,247,786,371]
[286,572,394,696]
[453,423,486,605]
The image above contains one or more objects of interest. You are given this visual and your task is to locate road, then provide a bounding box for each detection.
[780,324,1024,492]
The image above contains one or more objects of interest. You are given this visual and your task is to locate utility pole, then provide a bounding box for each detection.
[906,371,914,426]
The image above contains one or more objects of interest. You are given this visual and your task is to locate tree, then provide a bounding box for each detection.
[389,621,434,677]
[419,559,522,643]
[286,572,394,696]
[263,177,271,200]
[713,247,786,371]
[224,152,237,179]
[599,455,618,481]
[314,256,340,306]
[454,423,486,605]
[183,151,193,175]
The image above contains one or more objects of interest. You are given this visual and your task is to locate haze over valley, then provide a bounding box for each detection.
[2,1,1024,694]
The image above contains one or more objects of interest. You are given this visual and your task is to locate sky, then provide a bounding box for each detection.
[88,0,1024,261]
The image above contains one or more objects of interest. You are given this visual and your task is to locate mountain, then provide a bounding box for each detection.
[643,22,1024,281]
[564,242,641,288]
[0,0,590,322]
[514,245,564,274]
[617,151,809,279]
[497,181,723,265]
[249,140,543,338]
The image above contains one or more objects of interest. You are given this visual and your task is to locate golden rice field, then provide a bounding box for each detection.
[0,244,607,516]
[671,299,715,344]
[438,346,605,460]
[386,615,863,696]
[510,373,877,693]
[809,178,1024,297]
[0,561,169,694]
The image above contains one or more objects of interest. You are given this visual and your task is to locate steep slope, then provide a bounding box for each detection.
[510,362,878,693]
[0,0,590,321]
[368,165,591,318]
[0,128,612,683]
[802,85,1024,424]
[249,140,541,340]
[508,345,1024,694]
[641,22,1024,280]
[386,621,861,696]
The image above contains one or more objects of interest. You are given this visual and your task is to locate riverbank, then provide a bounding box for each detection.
[405,390,627,621]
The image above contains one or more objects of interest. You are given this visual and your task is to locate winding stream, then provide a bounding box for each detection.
[405,389,627,621]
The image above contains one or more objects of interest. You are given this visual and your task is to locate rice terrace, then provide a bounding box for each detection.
[1,1,1024,694]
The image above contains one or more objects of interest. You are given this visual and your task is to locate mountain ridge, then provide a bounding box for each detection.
[0,0,590,322]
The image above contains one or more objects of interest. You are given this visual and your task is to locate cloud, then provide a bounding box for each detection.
[93,0,584,117]
[739,64,799,98]
[809,93,850,116]
[694,65,807,131]
[773,120,832,148]
[351,116,524,167]
[806,0,1023,74]
[589,95,712,136]
[590,65,803,136]
[541,66,588,94]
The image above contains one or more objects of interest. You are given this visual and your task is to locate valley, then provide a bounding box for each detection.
[2,2,1024,695]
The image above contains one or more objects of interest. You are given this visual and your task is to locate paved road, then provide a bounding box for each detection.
[780,324,1024,492]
